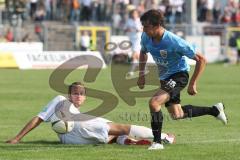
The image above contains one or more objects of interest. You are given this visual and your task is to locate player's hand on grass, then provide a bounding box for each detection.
[137,75,145,89]
[187,83,197,95]
[6,138,19,144]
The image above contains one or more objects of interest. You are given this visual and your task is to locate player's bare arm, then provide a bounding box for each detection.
[137,51,148,89]
[6,116,43,144]
[188,53,207,95]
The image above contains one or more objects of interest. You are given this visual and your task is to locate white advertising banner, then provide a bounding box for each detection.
[109,36,131,56]
[186,36,203,53]
[110,36,159,64]
[0,42,43,68]
[203,36,221,63]
[186,36,221,63]
[13,51,106,69]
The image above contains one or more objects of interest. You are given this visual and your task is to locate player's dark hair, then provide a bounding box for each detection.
[140,9,165,27]
[68,82,86,95]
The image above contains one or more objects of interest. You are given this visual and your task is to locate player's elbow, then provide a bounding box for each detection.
[195,54,207,65]
[200,55,207,65]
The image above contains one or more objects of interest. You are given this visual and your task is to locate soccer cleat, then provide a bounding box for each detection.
[126,72,134,78]
[148,142,164,150]
[162,133,176,144]
[213,103,228,125]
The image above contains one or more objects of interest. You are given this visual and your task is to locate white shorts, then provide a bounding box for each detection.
[129,33,141,53]
[59,118,111,144]
[131,39,141,53]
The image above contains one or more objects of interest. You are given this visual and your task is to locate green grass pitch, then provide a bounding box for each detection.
[0,64,240,160]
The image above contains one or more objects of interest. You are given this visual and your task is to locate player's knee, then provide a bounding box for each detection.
[149,98,163,112]
[171,112,184,120]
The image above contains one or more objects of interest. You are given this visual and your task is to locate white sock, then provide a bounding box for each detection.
[129,59,138,73]
[129,125,168,140]
[129,125,153,139]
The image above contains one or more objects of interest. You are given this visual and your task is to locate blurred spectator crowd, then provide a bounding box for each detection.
[0,0,239,43]
[1,0,239,28]
[197,0,240,26]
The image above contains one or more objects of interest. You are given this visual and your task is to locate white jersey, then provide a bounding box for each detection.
[124,18,142,52]
[37,95,111,144]
[38,95,111,123]
[37,95,79,122]
[37,95,66,122]
[124,18,142,42]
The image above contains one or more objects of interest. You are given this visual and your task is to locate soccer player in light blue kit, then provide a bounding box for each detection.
[137,9,228,150]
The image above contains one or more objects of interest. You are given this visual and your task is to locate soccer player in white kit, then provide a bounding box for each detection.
[6,82,175,145]
[124,9,142,76]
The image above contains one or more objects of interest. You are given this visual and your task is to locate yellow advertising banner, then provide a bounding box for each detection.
[0,52,18,68]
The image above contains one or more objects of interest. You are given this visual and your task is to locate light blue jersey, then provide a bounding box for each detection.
[141,30,196,80]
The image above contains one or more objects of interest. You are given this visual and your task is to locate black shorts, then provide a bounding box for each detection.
[160,72,189,107]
